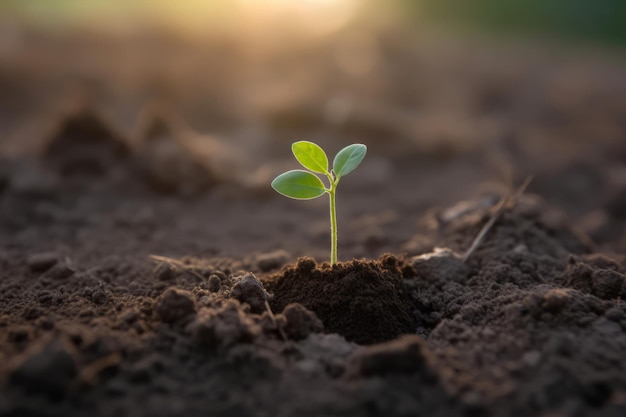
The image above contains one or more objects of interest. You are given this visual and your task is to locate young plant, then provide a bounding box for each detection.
[271,141,367,265]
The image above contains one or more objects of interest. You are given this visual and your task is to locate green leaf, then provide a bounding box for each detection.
[292,141,329,174]
[271,170,327,200]
[333,144,367,178]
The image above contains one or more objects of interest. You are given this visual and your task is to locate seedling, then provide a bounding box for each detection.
[272,141,367,265]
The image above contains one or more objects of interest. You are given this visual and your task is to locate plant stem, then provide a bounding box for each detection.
[329,187,338,265]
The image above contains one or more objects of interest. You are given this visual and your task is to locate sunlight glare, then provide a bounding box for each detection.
[236,0,361,37]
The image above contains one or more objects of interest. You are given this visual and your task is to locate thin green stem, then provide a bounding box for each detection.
[329,187,337,265]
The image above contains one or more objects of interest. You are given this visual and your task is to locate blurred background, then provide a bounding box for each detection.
[1,0,625,138]
[2,0,625,141]
[1,0,625,253]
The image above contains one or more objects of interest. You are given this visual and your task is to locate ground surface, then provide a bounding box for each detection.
[0,28,626,417]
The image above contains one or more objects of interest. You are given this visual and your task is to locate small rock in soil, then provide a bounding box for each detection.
[9,335,78,397]
[346,335,437,380]
[230,273,269,314]
[281,303,323,341]
[27,252,59,273]
[256,250,290,272]
[154,288,196,324]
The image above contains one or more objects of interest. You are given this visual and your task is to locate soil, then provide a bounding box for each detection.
[1,27,626,417]
[265,255,416,344]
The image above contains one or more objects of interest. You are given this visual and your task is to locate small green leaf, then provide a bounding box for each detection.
[271,170,327,200]
[333,144,367,178]
[292,141,329,174]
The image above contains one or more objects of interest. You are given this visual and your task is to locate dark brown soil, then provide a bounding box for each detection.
[265,255,416,344]
[1,24,626,417]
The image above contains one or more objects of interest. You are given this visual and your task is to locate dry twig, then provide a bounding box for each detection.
[462,176,533,263]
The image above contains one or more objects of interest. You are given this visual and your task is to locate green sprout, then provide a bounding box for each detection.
[272,141,367,265]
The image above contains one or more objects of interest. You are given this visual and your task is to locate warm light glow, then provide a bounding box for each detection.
[0,0,362,37]
[234,0,360,37]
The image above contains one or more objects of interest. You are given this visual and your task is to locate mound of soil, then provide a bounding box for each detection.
[265,255,416,344]
[42,109,130,177]
[133,110,217,194]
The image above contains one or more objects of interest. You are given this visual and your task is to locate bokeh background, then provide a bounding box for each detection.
[2,0,625,140]
[1,0,625,253]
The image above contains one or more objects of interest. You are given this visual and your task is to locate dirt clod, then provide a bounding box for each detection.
[230,273,269,314]
[154,288,196,324]
[281,303,323,341]
[564,261,626,300]
[188,300,259,349]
